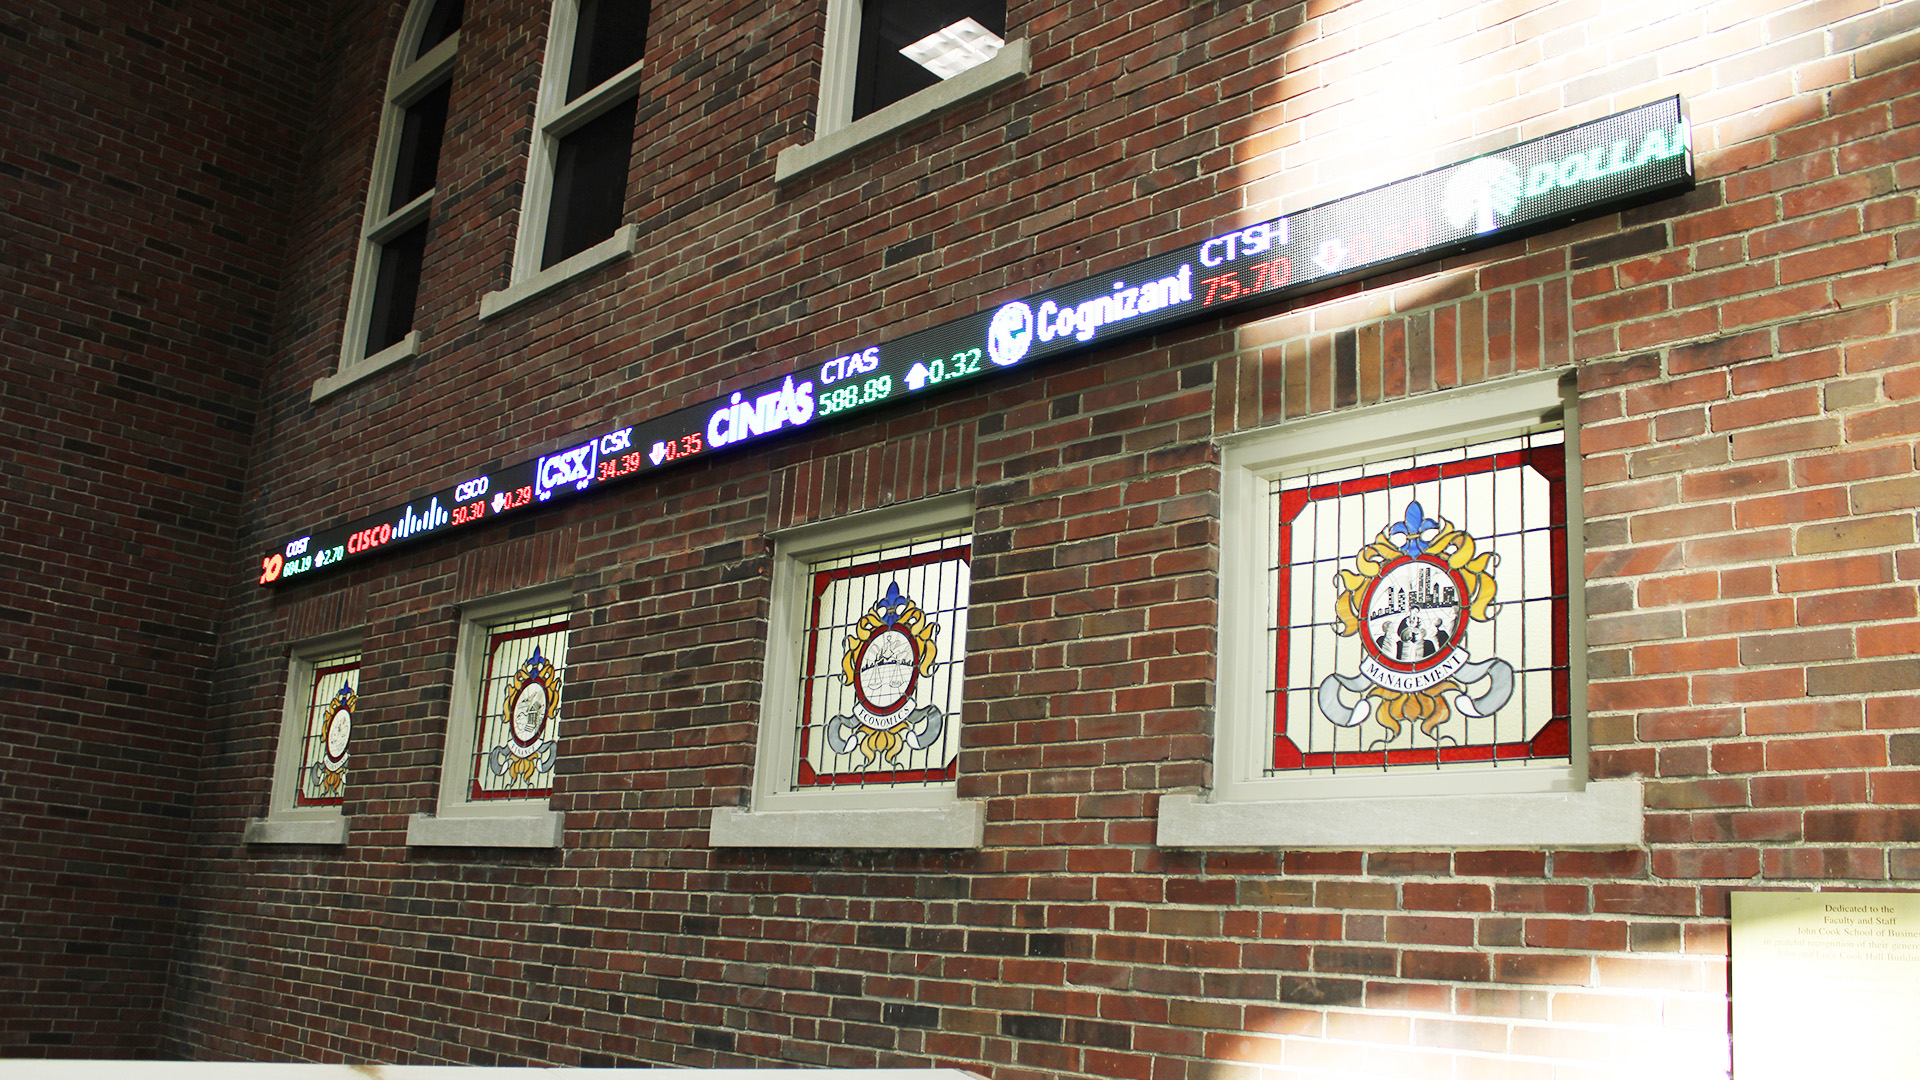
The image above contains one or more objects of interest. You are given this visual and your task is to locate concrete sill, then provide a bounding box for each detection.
[311,331,418,403]
[479,225,638,320]
[1155,780,1645,849]
[775,39,1030,184]
[710,800,985,848]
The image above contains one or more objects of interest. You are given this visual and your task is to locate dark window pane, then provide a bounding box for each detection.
[541,96,635,268]
[413,0,465,61]
[389,80,451,213]
[366,222,428,354]
[852,0,1005,121]
[567,0,648,101]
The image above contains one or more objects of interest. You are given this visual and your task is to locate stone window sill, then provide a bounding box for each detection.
[710,800,985,848]
[311,331,418,403]
[244,812,348,846]
[406,809,564,848]
[1154,780,1645,849]
[774,39,1030,184]
[479,224,638,320]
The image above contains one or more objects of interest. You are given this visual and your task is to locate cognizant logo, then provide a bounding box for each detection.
[1444,120,1689,234]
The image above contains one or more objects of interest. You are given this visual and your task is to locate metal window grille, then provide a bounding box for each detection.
[296,654,360,807]
[1267,427,1570,776]
[795,530,970,790]
[469,612,569,800]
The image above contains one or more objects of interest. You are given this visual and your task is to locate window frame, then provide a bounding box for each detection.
[710,494,984,849]
[315,0,462,403]
[1157,370,1644,849]
[245,632,362,846]
[406,586,573,848]
[773,0,1031,184]
[480,0,646,320]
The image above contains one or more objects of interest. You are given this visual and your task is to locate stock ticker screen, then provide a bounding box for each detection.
[260,97,1692,586]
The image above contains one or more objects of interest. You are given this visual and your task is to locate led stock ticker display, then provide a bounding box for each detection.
[259,97,1693,586]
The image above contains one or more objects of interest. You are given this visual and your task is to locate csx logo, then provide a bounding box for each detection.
[537,443,596,499]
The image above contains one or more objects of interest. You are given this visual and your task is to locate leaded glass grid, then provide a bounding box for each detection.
[296,653,359,807]
[795,531,970,790]
[1268,427,1569,776]
[468,612,569,800]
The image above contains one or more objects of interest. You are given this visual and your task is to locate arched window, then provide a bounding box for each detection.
[318,0,462,400]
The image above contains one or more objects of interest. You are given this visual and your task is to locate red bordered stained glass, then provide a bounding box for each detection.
[796,532,970,790]
[296,654,359,806]
[1270,428,1569,775]
[469,612,568,801]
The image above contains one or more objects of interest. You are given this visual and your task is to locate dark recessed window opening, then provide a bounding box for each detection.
[388,80,451,213]
[567,0,648,100]
[541,96,636,268]
[365,221,428,354]
[852,0,1005,121]
[413,0,465,60]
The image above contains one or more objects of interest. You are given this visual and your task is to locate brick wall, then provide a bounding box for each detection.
[11,0,1920,1075]
[0,0,324,1056]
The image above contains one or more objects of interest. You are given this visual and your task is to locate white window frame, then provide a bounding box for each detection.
[406,586,572,848]
[245,633,362,846]
[773,0,1031,183]
[315,0,460,402]
[479,0,645,320]
[710,494,984,848]
[1158,370,1644,849]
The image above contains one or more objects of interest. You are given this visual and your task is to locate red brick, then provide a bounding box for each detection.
[1846,400,1920,441]
[1686,598,1796,636]
[1637,571,1720,607]
[1590,677,1690,713]
[1636,707,1742,741]
[1844,331,1920,373]
[1710,386,1822,431]
[1792,443,1913,484]
[1738,628,1856,666]
[1859,620,1920,657]
[1730,417,1844,459]
[1623,372,1729,416]
[1733,487,1849,528]
[1629,502,1732,542]
[1679,461,1789,502]
[1796,587,1918,625]
[1651,847,1762,880]
[1776,553,1896,592]
[1632,639,1737,674]
[1763,847,1887,879]
[1682,528,1795,568]
[1731,348,1843,394]
[1752,771,1870,806]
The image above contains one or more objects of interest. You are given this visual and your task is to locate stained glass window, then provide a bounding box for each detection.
[295,653,360,807]
[468,612,568,801]
[1268,426,1569,776]
[794,531,970,790]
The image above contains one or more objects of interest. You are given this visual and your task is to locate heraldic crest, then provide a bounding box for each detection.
[304,680,354,801]
[487,646,560,787]
[1317,499,1516,747]
[825,580,947,767]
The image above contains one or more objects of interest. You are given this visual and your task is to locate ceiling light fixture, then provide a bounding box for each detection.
[899,18,1006,80]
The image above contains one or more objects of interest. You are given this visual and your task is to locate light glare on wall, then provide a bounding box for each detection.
[899,18,1005,79]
